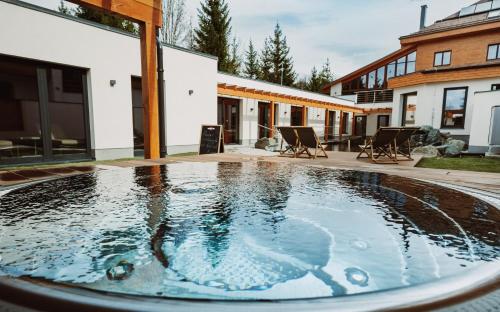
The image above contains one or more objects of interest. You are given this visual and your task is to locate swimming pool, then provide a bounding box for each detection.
[0,162,498,309]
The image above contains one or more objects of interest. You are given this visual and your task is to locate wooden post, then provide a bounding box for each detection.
[269,101,275,138]
[140,22,160,159]
[339,110,344,146]
[324,110,329,141]
[302,106,308,126]
[351,113,357,136]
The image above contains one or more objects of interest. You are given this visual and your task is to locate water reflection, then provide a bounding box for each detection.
[0,162,498,300]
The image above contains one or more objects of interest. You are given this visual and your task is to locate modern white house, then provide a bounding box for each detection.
[0,0,359,165]
[323,1,500,153]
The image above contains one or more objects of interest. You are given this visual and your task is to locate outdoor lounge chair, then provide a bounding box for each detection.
[295,127,329,159]
[390,127,420,161]
[277,127,300,157]
[357,128,400,163]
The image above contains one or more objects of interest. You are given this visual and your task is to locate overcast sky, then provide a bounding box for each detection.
[26,0,474,78]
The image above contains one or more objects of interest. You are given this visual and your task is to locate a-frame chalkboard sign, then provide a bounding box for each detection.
[199,125,225,155]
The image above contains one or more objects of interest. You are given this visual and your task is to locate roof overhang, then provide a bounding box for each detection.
[400,19,500,46]
[218,83,363,114]
[321,45,417,93]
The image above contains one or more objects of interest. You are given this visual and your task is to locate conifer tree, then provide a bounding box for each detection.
[319,58,334,87]
[243,40,260,79]
[307,67,322,92]
[74,6,137,33]
[225,37,242,75]
[58,1,71,15]
[194,0,233,72]
[259,23,296,86]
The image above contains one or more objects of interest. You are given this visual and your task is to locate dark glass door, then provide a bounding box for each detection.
[131,77,144,156]
[291,106,304,126]
[0,55,90,165]
[258,102,270,138]
[325,110,336,140]
[217,97,239,144]
[354,116,367,137]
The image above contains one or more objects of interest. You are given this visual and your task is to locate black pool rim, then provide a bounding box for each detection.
[0,166,499,311]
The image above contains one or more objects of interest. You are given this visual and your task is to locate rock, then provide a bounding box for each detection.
[255,137,278,151]
[255,138,270,150]
[412,145,439,158]
[106,260,134,280]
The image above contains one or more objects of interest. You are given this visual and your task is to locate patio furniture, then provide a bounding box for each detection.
[295,127,328,159]
[277,127,300,157]
[357,128,400,163]
[390,127,420,161]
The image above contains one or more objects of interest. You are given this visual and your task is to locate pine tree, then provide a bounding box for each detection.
[225,37,241,75]
[307,67,322,92]
[194,0,233,72]
[58,1,71,15]
[74,6,137,34]
[319,58,334,87]
[243,40,259,79]
[259,23,296,86]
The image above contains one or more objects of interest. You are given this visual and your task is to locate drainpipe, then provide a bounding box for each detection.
[156,29,167,157]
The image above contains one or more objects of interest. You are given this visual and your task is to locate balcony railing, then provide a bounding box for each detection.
[356,89,394,104]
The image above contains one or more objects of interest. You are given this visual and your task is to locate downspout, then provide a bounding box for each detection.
[156,29,167,157]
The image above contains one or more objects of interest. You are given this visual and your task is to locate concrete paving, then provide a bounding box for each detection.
[1,152,499,195]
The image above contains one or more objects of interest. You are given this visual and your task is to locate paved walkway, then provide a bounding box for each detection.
[1,152,499,195]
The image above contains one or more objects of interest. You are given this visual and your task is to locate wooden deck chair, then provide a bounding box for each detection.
[357,128,400,163]
[390,127,420,161]
[277,127,300,157]
[295,127,329,159]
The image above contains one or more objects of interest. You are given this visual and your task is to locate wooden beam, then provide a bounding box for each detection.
[68,0,162,26]
[269,101,275,138]
[140,22,160,159]
[302,106,308,126]
[217,85,363,113]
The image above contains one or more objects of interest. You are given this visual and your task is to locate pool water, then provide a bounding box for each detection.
[0,162,498,300]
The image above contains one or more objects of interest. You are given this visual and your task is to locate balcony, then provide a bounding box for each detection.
[356,89,394,104]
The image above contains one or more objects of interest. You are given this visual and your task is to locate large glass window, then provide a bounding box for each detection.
[0,58,43,160]
[131,77,144,155]
[368,70,376,89]
[376,66,385,88]
[406,51,416,74]
[0,55,89,164]
[442,88,468,129]
[396,56,406,76]
[47,68,87,155]
[434,51,452,66]
[387,62,396,80]
[487,44,500,61]
[360,75,367,89]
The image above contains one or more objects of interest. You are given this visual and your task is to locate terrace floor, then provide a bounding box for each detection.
[1,152,500,197]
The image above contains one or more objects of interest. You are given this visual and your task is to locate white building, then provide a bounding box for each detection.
[0,0,358,165]
[323,1,500,153]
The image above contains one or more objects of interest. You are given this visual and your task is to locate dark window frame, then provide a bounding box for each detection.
[377,115,391,129]
[434,50,452,67]
[441,87,468,129]
[492,84,500,91]
[487,43,500,61]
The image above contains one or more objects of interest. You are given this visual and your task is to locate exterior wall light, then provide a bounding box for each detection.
[250,108,254,112]
[188,90,194,96]
[110,80,116,87]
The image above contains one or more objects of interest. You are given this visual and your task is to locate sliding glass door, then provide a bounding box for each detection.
[0,55,90,165]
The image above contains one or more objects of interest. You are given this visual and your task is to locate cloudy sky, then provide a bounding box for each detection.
[26,0,474,77]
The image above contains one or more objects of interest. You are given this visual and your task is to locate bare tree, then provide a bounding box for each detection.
[162,0,189,47]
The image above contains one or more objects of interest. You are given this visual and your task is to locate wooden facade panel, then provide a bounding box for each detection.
[416,32,500,71]
[388,66,500,89]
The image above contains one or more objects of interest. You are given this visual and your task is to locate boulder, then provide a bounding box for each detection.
[412,145,439,158]
[444,139,465,157]
[106,260,134,280]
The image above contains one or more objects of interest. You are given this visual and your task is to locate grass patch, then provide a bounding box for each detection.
[417,156,500,173]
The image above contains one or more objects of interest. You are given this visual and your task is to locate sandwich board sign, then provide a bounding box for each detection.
[199,125,224,155]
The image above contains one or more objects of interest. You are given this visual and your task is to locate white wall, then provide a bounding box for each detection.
[392,78,500,140]
[0,1,218,159]
[469,90,500,152]
[163,47,218,153]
